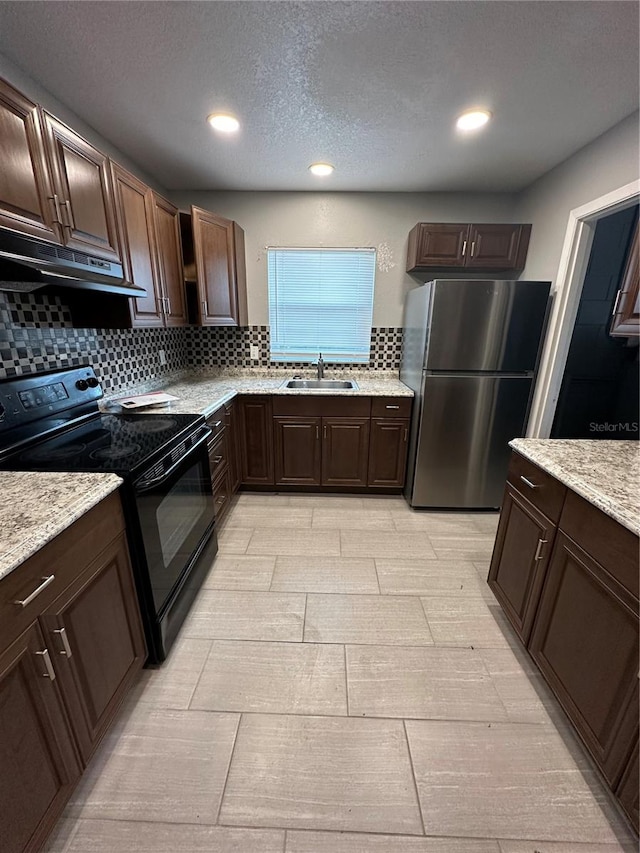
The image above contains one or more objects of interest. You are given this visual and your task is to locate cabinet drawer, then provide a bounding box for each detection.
[0,492,125,650]
[272,395,371,417]
[206,406,226,439]
[559,491,638,598]
[371,397,412,418]
[212,468,231,522]
[507,452,566,522]
[208,431,228,482]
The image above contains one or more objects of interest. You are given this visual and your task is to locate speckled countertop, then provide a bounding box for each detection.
[0,472,122,581]
[510,439,639,536]
[104,370,413,418]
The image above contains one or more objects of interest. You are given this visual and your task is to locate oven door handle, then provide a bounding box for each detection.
[134,426,212,493]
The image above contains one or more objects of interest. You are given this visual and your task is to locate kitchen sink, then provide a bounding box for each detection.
[282,379,359,390]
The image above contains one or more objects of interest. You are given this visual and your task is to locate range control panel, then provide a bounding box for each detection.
[0,366,103,430]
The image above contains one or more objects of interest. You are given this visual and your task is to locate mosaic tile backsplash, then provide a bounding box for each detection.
[0,292,404,392]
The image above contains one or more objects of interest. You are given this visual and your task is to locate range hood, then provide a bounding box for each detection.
[0,231,147,297]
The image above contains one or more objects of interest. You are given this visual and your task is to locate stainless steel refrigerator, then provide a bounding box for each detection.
[401,279,551,509]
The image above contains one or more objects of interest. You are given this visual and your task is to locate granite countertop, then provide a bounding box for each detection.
[105,370,413,418]
[0,472,123,581]
[510,439,640,536]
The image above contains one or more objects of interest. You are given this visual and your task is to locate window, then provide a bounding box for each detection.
[268,247,375,363]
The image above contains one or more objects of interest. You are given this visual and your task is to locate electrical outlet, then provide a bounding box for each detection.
[250,345,260,360]
[158,349,167,366]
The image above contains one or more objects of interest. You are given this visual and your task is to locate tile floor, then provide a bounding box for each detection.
[46,493,637,853]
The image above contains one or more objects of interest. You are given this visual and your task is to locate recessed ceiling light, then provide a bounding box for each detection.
[207,113,240,133]
[309,162,335,176]
[456,109,492,131]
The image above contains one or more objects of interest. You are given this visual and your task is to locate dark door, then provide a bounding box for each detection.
[40,533,146,763]
[225,401,241,493]
[274,417,322,485]
[239,397,274,485]
[413,223,469,267]
[0,622,81,853]
[0,80,61,243]
[152,194,188,326]
[321,417,370,487]
[367,418,409,487]
[466,224,528,270]
[191,206,239,325]
[616,742,639,832]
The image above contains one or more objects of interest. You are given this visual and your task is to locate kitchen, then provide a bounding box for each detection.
[0,2,638,852]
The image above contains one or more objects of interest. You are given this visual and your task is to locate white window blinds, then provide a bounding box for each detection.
[268,248,375,362]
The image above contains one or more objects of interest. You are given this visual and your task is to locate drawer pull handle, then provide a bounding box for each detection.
[36,648,56,681]
[404,427,408,442]
[213,455,223,464]
[53,627,73,658]
[316,425,319,440]
[520,476,538,489]
[385,405,400,409]
[534,538,548,561]
[212,421,223,428]
[14,575,55,607]
[461,240,467,257]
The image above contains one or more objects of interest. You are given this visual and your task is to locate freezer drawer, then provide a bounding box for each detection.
[408,375,533,508]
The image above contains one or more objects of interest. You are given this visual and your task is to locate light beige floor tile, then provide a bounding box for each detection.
[271,556,379,593]
[235,492,292,506]
[227,507,313,528]
[191,640,347,715]
[392,512,489,534]
[305,594,433,645]
[216,527,253,554]
[287,831,501,852]
[202,554,276,590]
[248,528,341,556]
[56,820,284,853]
[341,530,436,559]
[498,841,637,853]
[405,720,622,842]
[473,561,492,580]
[287,494,366,508]
[478,648,555,724]
[429,536,497,562]
[181,589,306,641]
[68,709,239,824]
[312,508,395,530]
[376,558,491,597]
[127,638,212,710]
[347,645,508,721]
[361,495,410,510]
[219,714,423,833]
[420,596,515,648]
[42,818,80,853]
[472,512,500,533]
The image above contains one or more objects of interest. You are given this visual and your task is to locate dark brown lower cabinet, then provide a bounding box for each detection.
[238,396,274,485]
[617,743,640,831]
[367,418,409,487]
[488,483,557,643]
[529,531,639,787]
[0,622,81,853]
[225,400,241,494]
[274,417,321,486]
[321,417,370,487]
[0,491,146,853]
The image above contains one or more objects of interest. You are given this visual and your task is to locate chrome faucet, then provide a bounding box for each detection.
[315,352,325,380]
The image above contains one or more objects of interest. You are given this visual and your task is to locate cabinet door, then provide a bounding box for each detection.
[487,483,556,643]
[239,396,274,485]
[274,417,322,486]
[407,223,469,270]
[466,224,530,270]
[610,221,639,338]
[39,532,146,764]
[0,622,81,853]
[616,741,639,832]
[529,531,639,786]
[225,401,241,494]
[42,112,120,261]
[152,194,187,326]
[321,417,370,487]
[0,79,61,242]
[367,418,409,487]
[192,206,241,326]
[111,163,164,327]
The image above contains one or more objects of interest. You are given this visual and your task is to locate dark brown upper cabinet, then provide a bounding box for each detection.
[407,222,531,273]
[0,78,62,243]
[42,112,121,262]
[181,206,248,326]
[610,221,639,338]
[152,194,188,326]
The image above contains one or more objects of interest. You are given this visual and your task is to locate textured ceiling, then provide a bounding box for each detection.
[0,1,637,192]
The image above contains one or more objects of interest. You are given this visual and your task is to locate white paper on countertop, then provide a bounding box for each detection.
[116,391,179,409]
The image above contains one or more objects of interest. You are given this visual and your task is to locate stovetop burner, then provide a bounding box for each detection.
[27,442,88,462]
[132,417,177,434]
[90,443,142,462]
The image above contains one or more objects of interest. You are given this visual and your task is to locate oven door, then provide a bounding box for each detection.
[133,427,215,615]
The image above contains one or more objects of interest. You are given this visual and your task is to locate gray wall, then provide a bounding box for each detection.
[170,191,517,326]
[0,52,166,194]
[515,111,639,283]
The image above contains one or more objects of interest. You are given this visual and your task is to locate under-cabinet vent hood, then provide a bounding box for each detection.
[0,231,146,297]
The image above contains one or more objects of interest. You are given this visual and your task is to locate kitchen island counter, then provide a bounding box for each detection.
[510,438,639,536]
[0,471,122,581]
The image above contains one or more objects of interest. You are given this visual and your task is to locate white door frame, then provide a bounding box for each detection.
[527,179,640,437]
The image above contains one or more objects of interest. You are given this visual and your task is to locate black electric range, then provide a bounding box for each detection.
[0,366,217,662]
